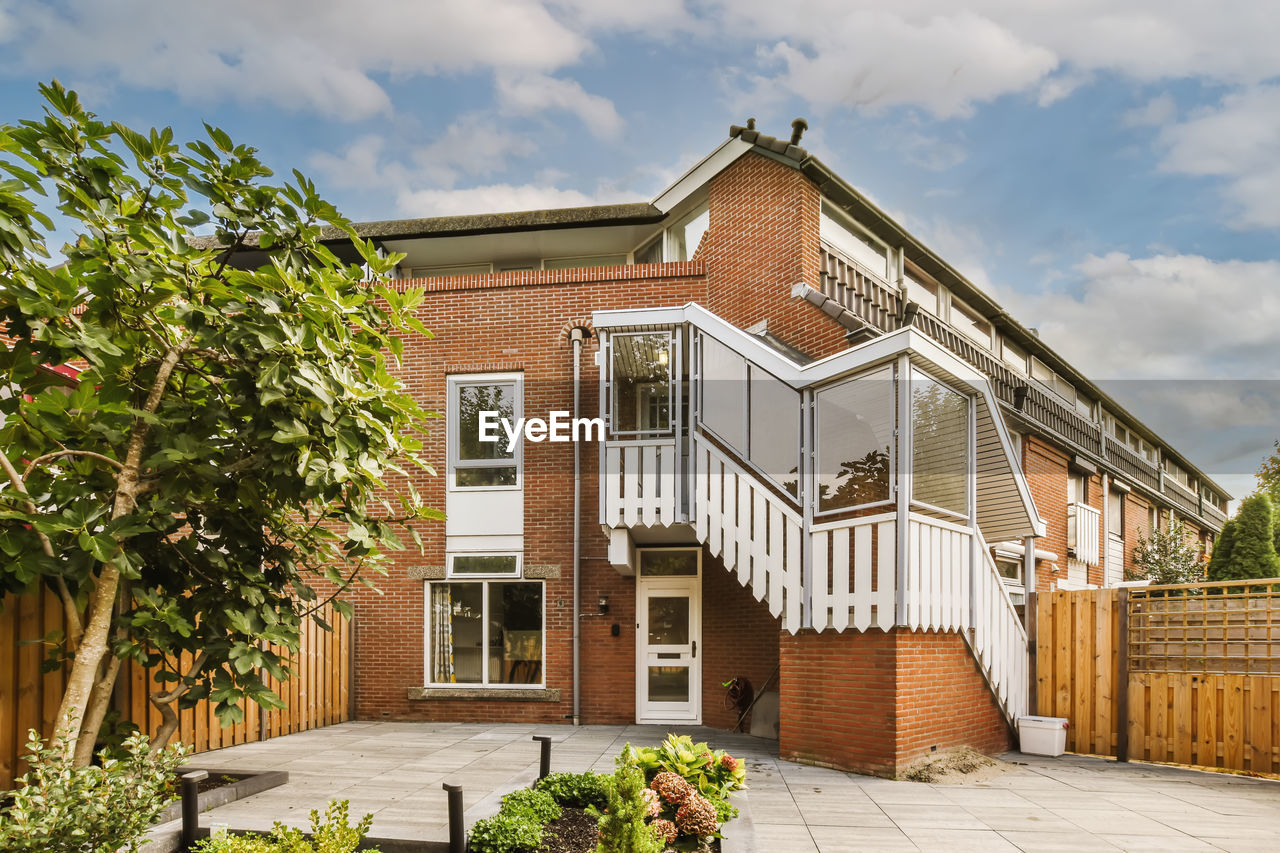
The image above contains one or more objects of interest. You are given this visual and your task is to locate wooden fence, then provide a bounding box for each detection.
[1,583,352,790]
[1036,580,1279,774]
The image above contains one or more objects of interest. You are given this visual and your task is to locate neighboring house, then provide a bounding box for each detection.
[233,121,1230,776]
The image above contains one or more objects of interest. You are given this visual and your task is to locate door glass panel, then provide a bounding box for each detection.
[648,666,690,702]
[639,550,698,576]
[648,596,690,645]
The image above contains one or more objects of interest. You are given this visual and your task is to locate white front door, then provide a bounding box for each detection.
[636,549,701,724]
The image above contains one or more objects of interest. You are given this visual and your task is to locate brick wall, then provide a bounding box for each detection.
[779,627,1010,777]
[1023,435,1069,593]
[700,550,781,731]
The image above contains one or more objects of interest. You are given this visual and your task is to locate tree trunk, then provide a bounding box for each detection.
[54,564,122,761]
[73,653,123,766]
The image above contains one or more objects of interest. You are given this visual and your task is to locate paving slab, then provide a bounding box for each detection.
[167,723,1280,852]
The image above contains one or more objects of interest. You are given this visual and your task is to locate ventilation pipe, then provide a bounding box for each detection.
[569,325,592,726]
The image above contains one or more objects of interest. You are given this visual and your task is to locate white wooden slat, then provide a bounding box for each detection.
[853,524,872,632]
[641,445,658,527]
[694,446,708,543]
[875,521,895,631]
[707,455,722,558]
[622,445,640,528]
[831,526,850,632]
[659,445,675,526]
[750,490,767,590]
[812,530,829,631]
[908,521,922,629]
[765,506,782,606]
[784,518,801,631]
[605,445,622,527]
[929,526,942,631]
[736,476,752,581]
[722,472,737,571]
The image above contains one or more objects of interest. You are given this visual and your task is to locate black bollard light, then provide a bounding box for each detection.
[180,770,208,851]
[532,735,552,780]
[443,782,465,853]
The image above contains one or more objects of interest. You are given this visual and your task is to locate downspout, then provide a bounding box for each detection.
[570,326,591,726]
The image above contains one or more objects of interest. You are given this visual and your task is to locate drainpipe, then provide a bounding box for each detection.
[570,326,591,726]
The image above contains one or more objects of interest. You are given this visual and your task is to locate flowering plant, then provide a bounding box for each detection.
[633,733,747,824]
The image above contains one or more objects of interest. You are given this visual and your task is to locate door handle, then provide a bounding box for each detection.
[692,641,697,658]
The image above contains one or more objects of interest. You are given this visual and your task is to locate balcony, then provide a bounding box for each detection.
[1069,501,1101,566]
[593,303,1045,722]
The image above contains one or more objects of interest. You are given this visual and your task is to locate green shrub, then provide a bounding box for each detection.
[1212,495,1280,581]
[632,733,746,823]
[191,799,377,853]
[590,746,663,853]
[467,810,544,853]
[499,788,561,825]
[0,725,187,853]
[533,771,608,809]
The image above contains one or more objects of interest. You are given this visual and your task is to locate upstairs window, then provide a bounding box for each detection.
[666,203,709,262]
[1001,337,1029,375]
[951,297,992,349]
[610,333,673,435]
[450,375,521,488]
[815,366,895,513]
[911,369,970,517]
[821,204,890,280]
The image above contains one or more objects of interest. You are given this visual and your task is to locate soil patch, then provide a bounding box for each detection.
[901,748,1015,785]
[538,807,597,853]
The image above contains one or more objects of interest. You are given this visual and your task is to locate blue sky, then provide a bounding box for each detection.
[2,1,1278,505]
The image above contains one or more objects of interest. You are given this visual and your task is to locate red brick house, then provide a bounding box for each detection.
[273,122,1228,776]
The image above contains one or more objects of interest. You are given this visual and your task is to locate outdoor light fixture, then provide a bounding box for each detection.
[598,595,610,615]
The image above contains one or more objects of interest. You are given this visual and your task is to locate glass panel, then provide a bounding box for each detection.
[452,555,519,576]
[455,467,517,487]
[667,205,709,262]
[815,367,894,512]
[996,559,1022,582]
[1109,493,1124,533]
[749,366,800,497]
[634,236,662,264]
[431,583,483,684]
[611,334,671,433]
[457,383,515,461]
[639,550,698,576]
[904,269,938,314]
[951,298,991,347]
[911,370,969,516]
[701,335,746,449]
[1001,338,1028,374]
[647,596,690,646]
[821,206,889,278]
[488,583,543,685]
[647,667,690,702]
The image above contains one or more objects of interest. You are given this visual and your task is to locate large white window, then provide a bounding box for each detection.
[903,268,941,315]
[609,333,673,435]
[450,374,521,488]
[700,335,747,449]
[427,574,544,687]
[666,203,709,262]
[951,296,992,349]
[1001,337,1029,375]
[910,369,970,517]
[821,203,890,279]
[815,366,895,513]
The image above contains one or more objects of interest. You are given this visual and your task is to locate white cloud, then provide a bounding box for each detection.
[1024,251,1280,380]
[1124,93,1178,127]
[394,183,633,217]
[0,0,587,120]
[494,73,623,139]
[1156,85,1280,229]
[1037,71,1094,107]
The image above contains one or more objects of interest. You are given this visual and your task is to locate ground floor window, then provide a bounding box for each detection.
[427,581,543,686]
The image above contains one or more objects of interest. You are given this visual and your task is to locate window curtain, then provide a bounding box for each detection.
[431,584,455,683]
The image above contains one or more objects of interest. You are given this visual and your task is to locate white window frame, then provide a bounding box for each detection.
[448,372,523,491]
[812,364,897,517]
[1000,336,1029,375]
[821,202,891,280]
[950,295,993,349]
[447,552,522,578]
[665,201,710,262]
[607,331,675,438]
[424,578,546,689]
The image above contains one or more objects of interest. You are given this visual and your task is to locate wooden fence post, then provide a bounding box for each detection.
[1116,588,1130,763]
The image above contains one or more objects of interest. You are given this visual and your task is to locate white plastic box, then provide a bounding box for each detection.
[1018,716,1068,756]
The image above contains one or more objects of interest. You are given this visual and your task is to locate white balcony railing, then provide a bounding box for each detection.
[810,513,897,633]
[602,439,677,529]
[970,531,1029,721]
[1070,501,1101,566]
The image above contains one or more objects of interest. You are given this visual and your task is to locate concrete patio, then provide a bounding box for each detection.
[156,721,1280,852]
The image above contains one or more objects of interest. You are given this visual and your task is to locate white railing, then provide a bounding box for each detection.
[602,439,677,529]
[1070,501,1101,566]
[969,532,1029,722]
[902,514,971,633]
[692,434,804,633]
[810,514,897,633]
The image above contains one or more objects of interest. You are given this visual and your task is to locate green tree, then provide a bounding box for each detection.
[1210,495,1280,581]
[0,82,437,763]
[1257,440,1280,508]
[1129,518,1203,585]
[1205,517,1238,581]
